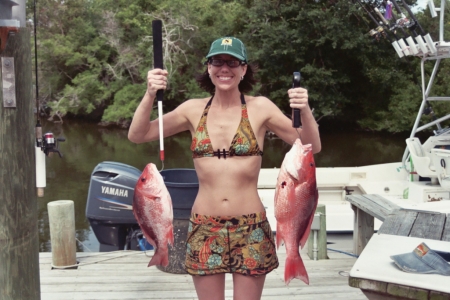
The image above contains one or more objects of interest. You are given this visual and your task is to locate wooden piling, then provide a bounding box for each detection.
[307,204,328,260]
[0,28,41,299]
[47,200,77,268]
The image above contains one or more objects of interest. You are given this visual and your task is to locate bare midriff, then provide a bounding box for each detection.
[191,155,265,216]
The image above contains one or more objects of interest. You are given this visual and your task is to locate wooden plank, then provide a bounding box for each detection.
[39,250,365,300]
[348,277,387,293]
[440,213,450,242]
[346,193,403,255]
[353,207,374,256]
[386,283,429,299]
[364,194,401,212]
[378,210,418,236]
[409,212,446,240]
[346,195,389,221]
[350,278,444,300]
[0,30,41,300]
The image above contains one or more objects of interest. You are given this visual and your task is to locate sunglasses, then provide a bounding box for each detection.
[207,59,246,68]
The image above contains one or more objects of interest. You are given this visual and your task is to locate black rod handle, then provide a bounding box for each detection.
[292,72,301,128]
[152,20,164,102]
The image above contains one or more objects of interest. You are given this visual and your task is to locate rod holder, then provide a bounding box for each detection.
[415,35,429,54]
[428,0,438,18]
[392,41,405,58]
[398,39,411,56]
[406,36,419,55]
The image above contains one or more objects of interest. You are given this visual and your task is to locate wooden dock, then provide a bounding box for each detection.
[40,242,365,300]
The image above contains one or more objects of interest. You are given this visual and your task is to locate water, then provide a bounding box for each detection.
[38,120,410,252]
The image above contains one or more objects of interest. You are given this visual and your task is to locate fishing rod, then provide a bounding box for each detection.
[375,0,428,56]
[350,1,387,43]
[359,0,406,47]
[377,1,421,55]
[292,72,301,130]
[152,20,165,170]
[386,1,436,54]
[368,1,405,36]
[398,0,427,35]
[354,0,405,57]
[354,0,391,40]
[33,0,65,198]
[33,0,45,197]
[382,0,422,55]
[366,0,413,56]
[396,0,437,54]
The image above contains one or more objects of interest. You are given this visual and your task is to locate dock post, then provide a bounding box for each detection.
[0,4,41,298]
[307,204,328,260]
[47,200,77,268]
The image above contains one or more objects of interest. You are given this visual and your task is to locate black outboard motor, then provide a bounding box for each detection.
[86,161,143,251]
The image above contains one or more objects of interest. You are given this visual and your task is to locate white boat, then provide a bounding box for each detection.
[258,0,450,232]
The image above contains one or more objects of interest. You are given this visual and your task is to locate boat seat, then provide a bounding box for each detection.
[431,148,450,188]
[405,137,438,179]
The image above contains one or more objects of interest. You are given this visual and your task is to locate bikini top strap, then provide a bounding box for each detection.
[205,95,214,109]
[240,93,245,105]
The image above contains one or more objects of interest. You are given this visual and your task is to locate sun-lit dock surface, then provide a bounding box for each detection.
[39,234,365,300]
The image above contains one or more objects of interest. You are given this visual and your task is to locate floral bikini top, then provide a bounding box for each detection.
[191,94,263,159]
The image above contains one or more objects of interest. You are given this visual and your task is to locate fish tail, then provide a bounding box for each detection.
[147,248,169,267]
[284,255,309,285]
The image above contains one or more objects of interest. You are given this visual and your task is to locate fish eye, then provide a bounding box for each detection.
[140,177,146,182]
[281,181,287,188]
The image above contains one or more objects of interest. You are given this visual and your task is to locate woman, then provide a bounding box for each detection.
[128,36,321,300]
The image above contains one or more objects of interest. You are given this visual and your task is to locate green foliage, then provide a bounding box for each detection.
[30,0,450,133]
[103,84,146,121]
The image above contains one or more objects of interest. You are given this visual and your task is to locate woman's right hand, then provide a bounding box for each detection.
[147,68,168,99]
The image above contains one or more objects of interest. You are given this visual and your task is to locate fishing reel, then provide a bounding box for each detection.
[368,26,387,41]
[37,132,65,157]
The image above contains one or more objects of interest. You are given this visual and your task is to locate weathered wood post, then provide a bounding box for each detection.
[47,200,77,268]
[307,204,328,260]
[0,0,41,299]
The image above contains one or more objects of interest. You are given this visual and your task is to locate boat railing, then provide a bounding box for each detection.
[400,0,450,177]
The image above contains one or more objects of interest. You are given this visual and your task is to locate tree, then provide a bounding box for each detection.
[31,0,450,133]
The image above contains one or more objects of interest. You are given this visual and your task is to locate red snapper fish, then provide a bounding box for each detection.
[274,138,318,285]
[133,163,174,267]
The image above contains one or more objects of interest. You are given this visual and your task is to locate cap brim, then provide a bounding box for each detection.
[391,252,437,274]
[390,243,450,275]
[205,51,246,62]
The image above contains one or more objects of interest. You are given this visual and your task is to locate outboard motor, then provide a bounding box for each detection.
[86,161,145,251]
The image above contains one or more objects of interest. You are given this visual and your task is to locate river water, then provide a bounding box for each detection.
[38,120,410,252]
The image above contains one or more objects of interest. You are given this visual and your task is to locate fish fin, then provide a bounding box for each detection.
[147,248,169,267]
[299,190,319,249]
[275,226,283,250]
[143,232,156,248]
[284,255,309,285]
[167,226,174,247]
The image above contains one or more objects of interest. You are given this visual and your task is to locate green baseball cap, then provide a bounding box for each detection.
[206,37,248,62]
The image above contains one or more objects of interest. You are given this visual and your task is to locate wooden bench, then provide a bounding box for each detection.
[349,210,450,300]
[345,194,401,255]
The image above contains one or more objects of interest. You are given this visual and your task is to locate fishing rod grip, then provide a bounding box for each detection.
[152,20,164,102]
[292,72,301,128]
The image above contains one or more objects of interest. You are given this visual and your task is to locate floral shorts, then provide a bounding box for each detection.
[184,211,279,276]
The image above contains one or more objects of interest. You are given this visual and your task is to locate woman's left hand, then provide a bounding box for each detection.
[288,87,309,111]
